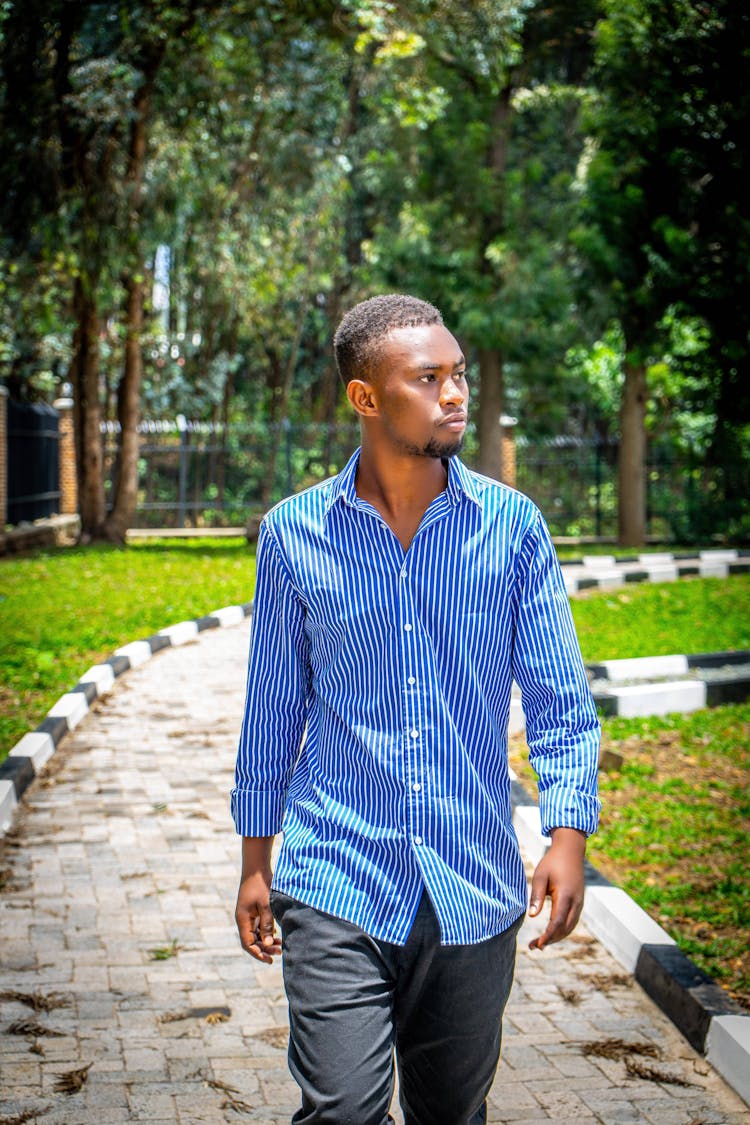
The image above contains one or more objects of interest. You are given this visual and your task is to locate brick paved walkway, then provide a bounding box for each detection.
[1,621,748,1124]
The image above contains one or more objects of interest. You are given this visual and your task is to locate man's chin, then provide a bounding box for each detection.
[423,435,464,459]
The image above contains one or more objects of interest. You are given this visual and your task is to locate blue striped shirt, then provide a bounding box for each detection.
[232,448,600,945]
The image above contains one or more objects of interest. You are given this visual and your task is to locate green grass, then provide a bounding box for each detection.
[1,539,748,762]
[509,704,750,1009]
[571,574,750,661]
[0,538,256,761]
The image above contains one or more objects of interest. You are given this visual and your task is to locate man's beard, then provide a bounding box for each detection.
[398,433,465,459]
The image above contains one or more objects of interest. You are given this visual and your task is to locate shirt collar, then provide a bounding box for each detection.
[325,447,483,514]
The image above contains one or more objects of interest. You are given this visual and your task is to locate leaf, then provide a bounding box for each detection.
[7,1019,65,1037]
[148,939,185,961]
[54,1063,93,1094]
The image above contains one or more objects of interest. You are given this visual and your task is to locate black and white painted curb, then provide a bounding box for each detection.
[0,602,253,835]
[1,559,748,1105]
[560,547,750,594]
[507,649,750,734]
[511,780,750,1107]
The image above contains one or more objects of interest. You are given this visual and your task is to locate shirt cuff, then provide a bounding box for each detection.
[538,788,601,839]
[230,786,287,837]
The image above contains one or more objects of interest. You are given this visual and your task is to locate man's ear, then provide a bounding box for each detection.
[346,378,380,418]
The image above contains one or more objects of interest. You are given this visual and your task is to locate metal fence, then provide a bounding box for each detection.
[102,419,747,541]
[7,400,60,523]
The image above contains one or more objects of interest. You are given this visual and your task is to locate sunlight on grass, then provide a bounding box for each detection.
[0,539,256,760]
[509,704,750,1009]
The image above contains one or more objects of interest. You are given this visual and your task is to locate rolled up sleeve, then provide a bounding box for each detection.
[512,513,601,838]
[231,519,310,837]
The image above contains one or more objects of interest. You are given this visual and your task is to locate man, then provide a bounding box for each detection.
[232,293,600,1124]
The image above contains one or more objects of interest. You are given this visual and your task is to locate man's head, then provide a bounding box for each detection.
[333,294,443,387]
[335,293,468,461]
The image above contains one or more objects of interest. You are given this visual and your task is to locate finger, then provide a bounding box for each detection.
[528,866,549,918]
[258,901,277,948]
[236,904,260,955]
[532,890,582,950]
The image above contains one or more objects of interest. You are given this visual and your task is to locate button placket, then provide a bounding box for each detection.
[398,556,424,847]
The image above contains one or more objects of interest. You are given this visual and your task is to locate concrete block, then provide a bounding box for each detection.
[635,943,741,1054]
[699,549,738,561]
[210,605,245,628]
[0,779,18,833]
[114,640,152,667]
[645,564,678,582]
[589,570,624,587]
[158,620,199,646]
[597,654,688,681]
[705,675,750,707]
[8,732,55,771]
[582,555,616,568]
[582,885,675,973]
[638,553,674,564]
[699,561,728,578]
[508,697,526,735]
[608,679,706,718]
[562,573,579,595]
[512,805,548,866]
[706,1014,750,1105]
[79,663,116,696]
[47,691,89,729]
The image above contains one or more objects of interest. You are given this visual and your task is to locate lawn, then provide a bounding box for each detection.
[571,573,750,661]
[0,538,255,761]
[509,704,750,1010]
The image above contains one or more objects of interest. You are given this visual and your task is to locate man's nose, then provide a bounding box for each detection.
[440,377,465,406]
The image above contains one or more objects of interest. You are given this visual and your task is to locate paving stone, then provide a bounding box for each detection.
[1,620,748,1124]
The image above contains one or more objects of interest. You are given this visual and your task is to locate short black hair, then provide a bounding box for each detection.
[333,293,443,387]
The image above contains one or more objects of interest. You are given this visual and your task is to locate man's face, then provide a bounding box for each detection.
[365,323,469,459]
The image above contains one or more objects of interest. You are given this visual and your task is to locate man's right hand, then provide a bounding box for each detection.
[235,837,281,963]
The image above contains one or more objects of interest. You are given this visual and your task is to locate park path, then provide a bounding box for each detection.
[1,620,748,1125]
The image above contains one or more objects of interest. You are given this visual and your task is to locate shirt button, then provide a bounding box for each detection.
[413,836,423,845]
[412,782,421,792]
[407,676,416,685]
[410,729,419,739]
[403,623,413,632]
[400,570,407,579]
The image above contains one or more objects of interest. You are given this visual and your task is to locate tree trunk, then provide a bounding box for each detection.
[477,347,505,481]
[617,359,648,546]
[260,302,308,510]
[103,274,144,541]
[70,279,105,537]
[102,70,155,542]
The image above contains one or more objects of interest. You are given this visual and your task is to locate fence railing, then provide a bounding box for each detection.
[101,419,746,541]
[7,401,60,523]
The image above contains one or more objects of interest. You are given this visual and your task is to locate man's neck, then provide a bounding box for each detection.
[355,441,448,522]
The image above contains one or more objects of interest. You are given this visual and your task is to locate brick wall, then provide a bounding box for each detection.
[53,394,78,516]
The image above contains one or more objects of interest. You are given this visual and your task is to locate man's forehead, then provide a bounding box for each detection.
[380,323,463,365]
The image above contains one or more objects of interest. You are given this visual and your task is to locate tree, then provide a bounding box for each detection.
[350,1,602,477]
[581,0,750,544]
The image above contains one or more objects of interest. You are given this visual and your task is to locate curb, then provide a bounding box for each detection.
[0,601,253,835]
[510,778,750,1106]
[2,560,748,1106]
[559,548,750,594]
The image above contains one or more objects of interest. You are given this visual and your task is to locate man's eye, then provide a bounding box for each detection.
[420,373,437,382]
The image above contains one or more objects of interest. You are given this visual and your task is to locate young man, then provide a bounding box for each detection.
[232,294,600,1124]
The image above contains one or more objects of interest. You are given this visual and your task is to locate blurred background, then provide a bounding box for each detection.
[1,0,748,546]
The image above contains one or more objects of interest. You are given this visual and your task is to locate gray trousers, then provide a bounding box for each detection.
[270,889,522,1125]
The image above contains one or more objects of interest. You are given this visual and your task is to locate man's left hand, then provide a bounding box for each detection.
[527,826,586,951]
